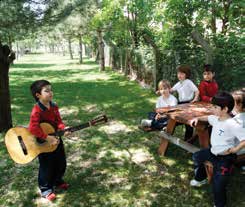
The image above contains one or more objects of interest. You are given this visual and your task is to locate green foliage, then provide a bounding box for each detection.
[1,0,243,89]
[213,33,245,90]
[0,0,39,43]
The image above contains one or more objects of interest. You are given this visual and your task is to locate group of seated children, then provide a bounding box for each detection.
[140,64,217,137]
[140,64,245,207]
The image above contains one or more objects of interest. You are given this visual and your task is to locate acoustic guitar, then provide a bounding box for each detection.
[5,114,108,164]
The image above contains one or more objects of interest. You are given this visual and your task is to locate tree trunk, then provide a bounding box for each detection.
[211,0,216,34]
[0,42,15,132]
[120,49,123,71]
[84,44,89,58]
[8,35,13,50]
[191,30,214,64]
[97,29,105,71]
[61,43,66,56]
[221,0,231,35]
[142,33,162,90]
[112,46,119,70]
[68,37,73,60]
[124,49,129,76]
[16,42,19,60]
[78,34,83,64]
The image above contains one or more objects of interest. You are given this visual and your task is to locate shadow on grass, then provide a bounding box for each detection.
[12,63,56,68]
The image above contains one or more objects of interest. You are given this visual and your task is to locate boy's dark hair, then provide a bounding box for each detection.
[30,80,51,101]
[211,91,234,113]
[177,65,191,78]
[232,89,245,109]
[203,64,214,72]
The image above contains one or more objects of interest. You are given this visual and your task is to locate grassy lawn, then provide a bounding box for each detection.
[0,54,244,207]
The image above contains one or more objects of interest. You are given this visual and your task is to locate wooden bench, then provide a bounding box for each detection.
[157,102,216,156]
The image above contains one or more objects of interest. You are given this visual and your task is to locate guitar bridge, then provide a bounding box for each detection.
[18,136,28,155]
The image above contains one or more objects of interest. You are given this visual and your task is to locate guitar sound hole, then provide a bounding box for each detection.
[18,136,28,155]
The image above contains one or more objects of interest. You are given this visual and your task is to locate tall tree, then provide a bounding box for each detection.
[0,42,15,131]
[0,0,38,131]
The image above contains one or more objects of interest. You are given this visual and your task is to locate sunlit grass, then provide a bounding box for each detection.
[0,53,244,207]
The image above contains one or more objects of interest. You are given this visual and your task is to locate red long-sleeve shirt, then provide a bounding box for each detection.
[28,101,65,139]
[199,80,218,102]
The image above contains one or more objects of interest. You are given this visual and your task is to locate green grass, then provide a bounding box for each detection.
[0,53,244,207]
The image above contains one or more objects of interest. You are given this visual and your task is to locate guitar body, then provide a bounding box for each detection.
[5,123,58,164]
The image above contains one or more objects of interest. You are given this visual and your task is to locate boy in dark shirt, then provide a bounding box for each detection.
[199,64,218,102]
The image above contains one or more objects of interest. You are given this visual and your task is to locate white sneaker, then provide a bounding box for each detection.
[190,179,207,187]
[141,119,152,127]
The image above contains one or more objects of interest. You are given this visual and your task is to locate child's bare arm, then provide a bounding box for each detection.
[155,90,160,95]
[155,113,167,120]
[190,116,208,127]
[191,90,200,102]
[226,140,245,154]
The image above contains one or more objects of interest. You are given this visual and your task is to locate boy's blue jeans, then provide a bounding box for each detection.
[38,139,66,196]
[193,148,236,207]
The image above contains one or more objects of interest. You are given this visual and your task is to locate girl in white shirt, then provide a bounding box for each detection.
[140,80,177,131]
[171,65,199,103]
[171,65,199,140]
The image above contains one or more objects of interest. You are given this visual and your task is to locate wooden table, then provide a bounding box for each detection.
[157,102,216,156]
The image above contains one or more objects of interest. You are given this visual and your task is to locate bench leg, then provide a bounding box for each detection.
[158,119,176,156]
[196,125,210,148]
[158,139,169,156]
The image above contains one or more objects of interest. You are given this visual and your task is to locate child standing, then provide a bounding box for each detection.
[29,80,70,201]
[171,65,199,140]
[190,91,245,207]
[140,80,177,131]
[199,64,218,102]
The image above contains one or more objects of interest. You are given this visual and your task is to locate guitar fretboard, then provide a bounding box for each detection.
[52,122,90,137]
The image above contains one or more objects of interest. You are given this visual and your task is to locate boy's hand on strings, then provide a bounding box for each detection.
[64,131,72,136]
[64,127,72,136]
[48,135,60,146]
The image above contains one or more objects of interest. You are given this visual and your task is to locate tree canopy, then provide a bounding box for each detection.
[0,0,244,89]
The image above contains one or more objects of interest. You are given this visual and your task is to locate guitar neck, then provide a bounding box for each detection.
[53,122,91,137]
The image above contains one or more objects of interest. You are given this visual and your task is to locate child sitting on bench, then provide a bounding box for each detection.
[140,80,177,131]
[190,91,245,207]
